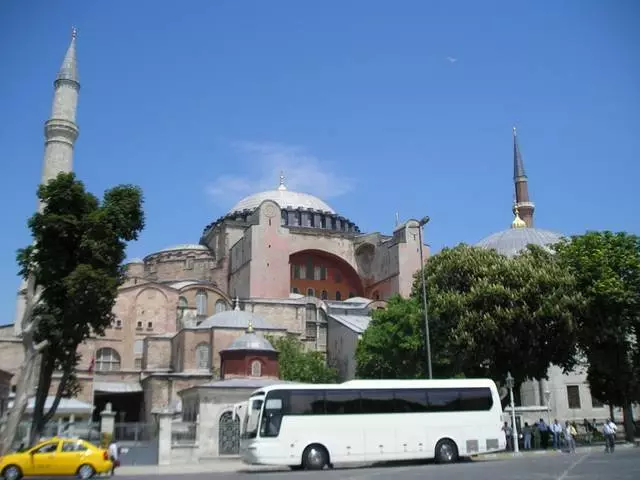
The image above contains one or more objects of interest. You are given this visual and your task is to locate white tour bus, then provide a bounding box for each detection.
[238,378,505,470]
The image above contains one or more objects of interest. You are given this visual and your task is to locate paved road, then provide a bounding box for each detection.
[114,447,639,480]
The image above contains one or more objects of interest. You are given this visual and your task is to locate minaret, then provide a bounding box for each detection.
[512,126,535,227]
[13,28,80,335]
[41,27,80,191]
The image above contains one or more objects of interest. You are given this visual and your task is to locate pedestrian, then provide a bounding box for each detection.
[108,439,120,475]
[564,421,577,453]
[550,419,562,449]
[533,422,541,449]
[502,421,513,451]
[583,418,592,444]
[523,422,532,450]
[603,418,617,453]
[538,418,549,449]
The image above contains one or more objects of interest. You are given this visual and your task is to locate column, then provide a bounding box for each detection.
[155,409,173,465]
[100,403,117,447]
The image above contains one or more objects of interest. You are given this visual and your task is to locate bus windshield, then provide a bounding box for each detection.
[242,396,264,439]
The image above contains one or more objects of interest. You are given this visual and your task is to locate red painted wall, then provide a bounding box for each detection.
[220,350,279,378]
[290,250,364,301]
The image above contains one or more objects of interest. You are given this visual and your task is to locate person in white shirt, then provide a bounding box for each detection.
[564,421,577,453]
[108,440,119,475]
[602,419,617,453]
[550,419,562,449]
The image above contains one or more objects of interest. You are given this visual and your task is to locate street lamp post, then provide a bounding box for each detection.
[416,216,432,379]
[506,372,519,453]
[544,390,551,424]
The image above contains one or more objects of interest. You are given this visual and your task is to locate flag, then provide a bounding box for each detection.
[87,356,95,374]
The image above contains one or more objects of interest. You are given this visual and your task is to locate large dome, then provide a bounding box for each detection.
[229,177,335,214]
[476,227,564,257]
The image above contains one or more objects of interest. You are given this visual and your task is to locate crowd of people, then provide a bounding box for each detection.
[502,417,618,453]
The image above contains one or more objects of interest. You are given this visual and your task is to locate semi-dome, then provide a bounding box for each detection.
[221,332,276,352]
[229,174,335,214]
[476,227,564,257]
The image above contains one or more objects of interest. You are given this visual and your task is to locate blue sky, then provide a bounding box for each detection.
[0,0,638,325]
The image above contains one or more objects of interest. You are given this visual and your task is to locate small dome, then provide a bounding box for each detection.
[476,227,564,257]
[197,309,281,330]
[221,332,276,352]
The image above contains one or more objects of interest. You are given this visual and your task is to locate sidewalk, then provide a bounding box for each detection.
[471,441,639,462]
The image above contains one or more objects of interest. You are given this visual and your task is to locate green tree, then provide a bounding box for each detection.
[555,231,640,442]
[355,295,426,379]
[18,172,145,444]
[267,335,338,383]
[356,244,583,398]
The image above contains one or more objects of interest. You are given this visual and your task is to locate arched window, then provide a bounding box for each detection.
[335,291,342,301]
[178,296,188,308]
[195,343,210,370]
[250,360,262,377]
[306,288,315,297]
[195,290,208,316]
[321,290,328,300]
[96,348,121,372]
[215,299,227,313]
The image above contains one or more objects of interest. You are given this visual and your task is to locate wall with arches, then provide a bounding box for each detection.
[289,250,364,301]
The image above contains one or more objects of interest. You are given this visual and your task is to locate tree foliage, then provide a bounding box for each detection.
[356,244,583,394]
[18,173,145,442]
[555,231,640,440]
[267,335,338,384]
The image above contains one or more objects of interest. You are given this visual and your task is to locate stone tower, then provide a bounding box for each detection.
[13,29,80,334]
[512,127,535,227]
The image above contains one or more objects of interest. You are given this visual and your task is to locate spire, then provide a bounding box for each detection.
[233,297,240,311]
[511,204,527,229]
[513,126,526,180]
[278,171,287,191]
[56,27,79,85]
[511,126,535,228]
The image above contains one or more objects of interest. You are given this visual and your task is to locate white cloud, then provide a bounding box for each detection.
[206,141,354,205]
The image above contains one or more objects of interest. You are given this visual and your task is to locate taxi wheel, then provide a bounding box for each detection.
[76,463,96,479]
[1,465,23,480]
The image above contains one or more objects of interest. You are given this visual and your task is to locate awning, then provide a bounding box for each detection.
[94,381,143,393]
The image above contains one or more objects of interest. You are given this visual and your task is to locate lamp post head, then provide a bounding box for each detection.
[419,216,430,227]
[506,371,514,389]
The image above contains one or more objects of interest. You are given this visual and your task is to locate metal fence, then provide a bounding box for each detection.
[171,421,198,445]
[114,422,159,466]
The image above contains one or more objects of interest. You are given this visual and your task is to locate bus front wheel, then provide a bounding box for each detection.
[435,438,459,464]
[302,444,329,470]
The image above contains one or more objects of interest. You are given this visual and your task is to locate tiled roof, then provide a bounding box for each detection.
[197,310,282,330]
[221,332,276,352]
[328,313,372,334]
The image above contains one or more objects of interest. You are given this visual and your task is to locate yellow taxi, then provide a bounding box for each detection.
[0,437,113,479]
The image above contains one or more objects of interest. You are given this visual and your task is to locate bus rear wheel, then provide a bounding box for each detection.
[435,438,458,464]
[302,444,329,470]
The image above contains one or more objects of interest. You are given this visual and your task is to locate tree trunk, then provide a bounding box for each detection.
[622,401,635,443]
[609,405,615,422]
[29,352,55,446]
[0,274,48,455]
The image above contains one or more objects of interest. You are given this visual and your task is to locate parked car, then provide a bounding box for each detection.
[0,437,112,479]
